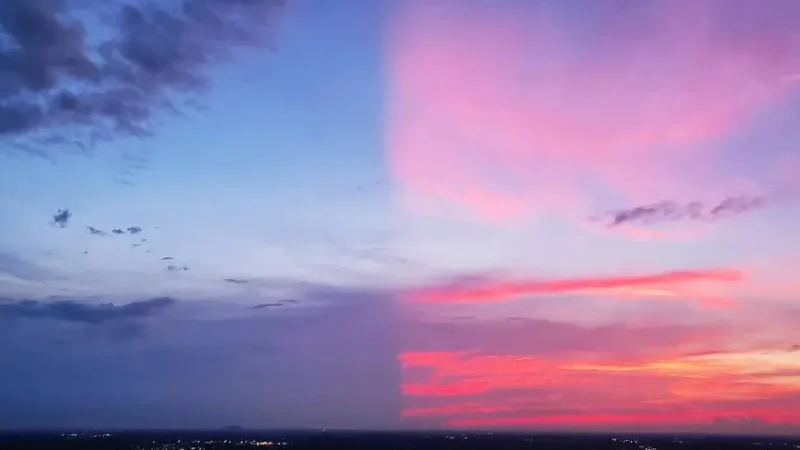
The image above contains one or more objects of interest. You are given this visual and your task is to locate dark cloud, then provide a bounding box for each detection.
[602,193,781,227]
[86,225,105,235]
[252,302,282,309]
[0,0,286,155]
[167,265,188,272]
[251,299,298,309]
[111,228,125,234]
[127,226,142,234]
[225,278,248,284]
[160,256,174,260]
[51,208,71,228]
[0,296,175,324]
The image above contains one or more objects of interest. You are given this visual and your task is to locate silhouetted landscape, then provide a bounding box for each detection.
[1,431,799,450]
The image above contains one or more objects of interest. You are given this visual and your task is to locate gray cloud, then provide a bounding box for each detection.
[602,193,782,227]
[252,302,282,309]
[160,256,174,260]
[225,278,248,284]
[0,296,175,324]
[111,228,125,234]
[51,208,71,228]
[1,0,286,155]
[251,299,298,309]
[167,265,188,272]
[126,226,142,234]
[86,225,105,235]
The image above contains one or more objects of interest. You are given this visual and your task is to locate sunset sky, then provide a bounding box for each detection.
[1,0,799,435]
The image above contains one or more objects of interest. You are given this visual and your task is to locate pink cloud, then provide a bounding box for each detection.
[399,349,800,430]
[408,268,743,306]
[385,0,800,224]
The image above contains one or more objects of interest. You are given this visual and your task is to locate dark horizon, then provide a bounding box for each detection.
[2,428,799,438]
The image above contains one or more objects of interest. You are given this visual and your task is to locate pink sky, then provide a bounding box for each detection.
[386,0,800,434]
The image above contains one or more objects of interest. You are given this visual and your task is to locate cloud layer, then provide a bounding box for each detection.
[0,296,175,324]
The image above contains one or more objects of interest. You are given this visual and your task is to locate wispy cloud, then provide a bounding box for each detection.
[86,226,105,235]
[251,299,299,309]
[400,347,800,430]
[225,278,249,284]
[252,302,283,309]
[0,297,175,324]
[167,265,189,272]
[602,193,783,227]
[409,268,743,305]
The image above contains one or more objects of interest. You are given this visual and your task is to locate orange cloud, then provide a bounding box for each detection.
[399,349,800,430]
[409,268,743,305]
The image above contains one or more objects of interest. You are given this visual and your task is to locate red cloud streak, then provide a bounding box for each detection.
[410,269,743,304]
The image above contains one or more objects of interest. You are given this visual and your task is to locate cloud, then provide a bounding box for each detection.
[602,193,782,227]
[0,0,286,154]
[409,268,743,305]
[251,299,299,309]
[385,0,800,223]
[252,302,282,309]
[790,345,800,352]
[126,226,142,234]
[400,348,800,430]
[167,265,188,272]
[225,278,249,284]
[160,256,174,260]
[51,209,71,228]
[111,228,125,234]
[85,226,105,235]
[0,296,175,324]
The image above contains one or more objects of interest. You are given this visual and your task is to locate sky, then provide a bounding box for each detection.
[1,0,799,435]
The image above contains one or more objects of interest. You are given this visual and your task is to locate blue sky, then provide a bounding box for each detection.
[1,0,799,434]
[0,0,397,299]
